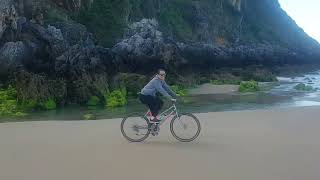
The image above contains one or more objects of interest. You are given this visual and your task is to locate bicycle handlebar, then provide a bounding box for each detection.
[171,98,178,105]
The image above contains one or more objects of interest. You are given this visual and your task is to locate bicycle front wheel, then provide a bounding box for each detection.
[121,114,150,142]
[170,113,201,142]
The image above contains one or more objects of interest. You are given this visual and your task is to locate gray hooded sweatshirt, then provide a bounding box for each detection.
[140,77,176,99]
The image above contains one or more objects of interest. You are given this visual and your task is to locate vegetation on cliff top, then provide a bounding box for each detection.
[158,0,193,40]
[37,0,319,50]
[75,0,131,46]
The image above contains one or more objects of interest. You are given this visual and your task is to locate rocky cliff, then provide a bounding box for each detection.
[0,0,319,106]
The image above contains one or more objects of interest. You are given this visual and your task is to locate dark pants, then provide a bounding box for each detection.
[139,94,164,117]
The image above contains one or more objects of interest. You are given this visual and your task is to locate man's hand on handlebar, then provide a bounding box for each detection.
[171,98,177,102]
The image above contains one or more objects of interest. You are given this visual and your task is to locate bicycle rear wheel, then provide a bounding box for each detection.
[170,113,201,142]
[121,114,150,142]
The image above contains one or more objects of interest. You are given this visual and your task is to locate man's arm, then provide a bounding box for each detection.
[155,80,172,99]
[163,82,177,98]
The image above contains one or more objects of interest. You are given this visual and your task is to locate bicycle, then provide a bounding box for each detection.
[120,100,201,142]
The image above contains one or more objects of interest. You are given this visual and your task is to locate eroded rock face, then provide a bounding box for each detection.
[110,73,147,97]
[113,18,317,72]
[55,32,115,104]
[177,42,308,67]
[113,19,163,59]
[0,41,29,64]
[15,70,67,105]
[112,19,185,71]
[52,22,89,46]
[0,0,95,32]
[0,17,117,105]
[0,0,18,40]
[227,0,242,12]
[191,1,210,43]
[0,41,30,81]
[52,0,94,11]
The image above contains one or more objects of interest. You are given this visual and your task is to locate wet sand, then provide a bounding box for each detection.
[0,106,320,180]
[189,83,239,95]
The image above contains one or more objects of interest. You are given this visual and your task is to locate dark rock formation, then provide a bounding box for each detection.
[0,0,18,39]
[112,18,319,74]
[52,22,90,46]
[112,19,185,72]
[0,41,28,65]
[0,3,117,105]
[110,73,148,97]
[55,35,116,104]
[15,70,67,105]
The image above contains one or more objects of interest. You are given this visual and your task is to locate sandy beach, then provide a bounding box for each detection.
[0,106,320,180]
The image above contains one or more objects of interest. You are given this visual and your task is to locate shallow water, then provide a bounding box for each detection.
[2,70,320,122]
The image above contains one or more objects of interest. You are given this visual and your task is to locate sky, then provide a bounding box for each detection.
[279,0,320,43]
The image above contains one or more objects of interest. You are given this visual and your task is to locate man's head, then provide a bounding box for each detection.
[157,69,166,80]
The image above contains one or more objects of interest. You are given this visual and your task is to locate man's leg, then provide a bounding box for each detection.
[147,96,163,122]
[140,95,155,116]
[140,95,157,117]
[143,97,160,134]
[149,97,160,117]
[153,97,163,116]
[139,95,162,122]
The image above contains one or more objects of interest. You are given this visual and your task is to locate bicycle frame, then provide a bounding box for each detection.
[143,103,179,126]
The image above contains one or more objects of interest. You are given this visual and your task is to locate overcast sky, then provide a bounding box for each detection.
[279,0,320,43]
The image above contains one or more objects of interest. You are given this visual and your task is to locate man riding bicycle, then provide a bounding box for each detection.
[139,69,177,123]
[121,69,200,142]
